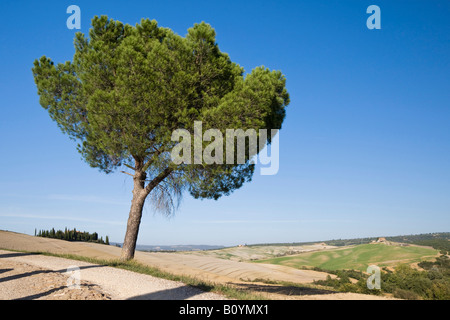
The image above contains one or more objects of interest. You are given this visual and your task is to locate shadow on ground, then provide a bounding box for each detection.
[127,286,206,300]
[0,252,41,259]
[0,264,105,284]
[229,282,335,296]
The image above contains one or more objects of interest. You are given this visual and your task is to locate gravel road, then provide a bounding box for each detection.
[0,249,227,300]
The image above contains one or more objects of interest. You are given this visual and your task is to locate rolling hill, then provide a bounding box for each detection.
[254,243,440,271]
[181,243,337,261]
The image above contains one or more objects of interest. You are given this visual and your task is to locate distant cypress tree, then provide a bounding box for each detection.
[34,227,108,244]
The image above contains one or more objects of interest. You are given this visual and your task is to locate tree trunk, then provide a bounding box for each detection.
[119,166,172,261]
[120,192,146,260]
[120,169,147,261]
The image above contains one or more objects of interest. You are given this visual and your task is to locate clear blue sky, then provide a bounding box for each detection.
[0,0,449,246]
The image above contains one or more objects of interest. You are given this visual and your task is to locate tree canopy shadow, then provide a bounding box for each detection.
[14,283,101,300]
[0,252,41,259]
[0,268,13,274]
[229,282,335,297]
[14,285,68,300]
[55,264,106,273]
[0,269,55,283]
[127,285,205,300]
[0,264,105,284]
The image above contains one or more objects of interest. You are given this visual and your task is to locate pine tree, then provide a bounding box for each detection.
[32,16,289,260]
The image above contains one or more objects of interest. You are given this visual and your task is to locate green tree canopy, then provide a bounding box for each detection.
[32,16,290,260]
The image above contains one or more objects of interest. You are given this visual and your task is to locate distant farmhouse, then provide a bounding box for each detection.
[371,237,388,244]
[370,237,409,246]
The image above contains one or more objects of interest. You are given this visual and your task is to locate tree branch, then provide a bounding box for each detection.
[142,146,164,173]
[143,167,173,196]
[124,164,136,171]
[121,171,134,177]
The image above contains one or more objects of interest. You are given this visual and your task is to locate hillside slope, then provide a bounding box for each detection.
[255,243,439,271]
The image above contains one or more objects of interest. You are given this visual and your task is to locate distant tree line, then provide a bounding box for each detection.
[314,233,450,250]
[35,227,109,245]
[246,232,450,249]
[385,232,450,243]
[322,233,450,248]
[385,233,450,255]
[323,238,378,247]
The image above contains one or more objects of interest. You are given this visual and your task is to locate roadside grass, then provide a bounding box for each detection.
[0,248,268,300]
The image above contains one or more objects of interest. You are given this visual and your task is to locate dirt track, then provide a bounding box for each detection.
[0,231,395,300]
[0,253,110,300]
[0,249,226,300]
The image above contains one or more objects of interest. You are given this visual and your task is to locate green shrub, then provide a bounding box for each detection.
[312,255,450,300]
[393,288,421,300]
[425,280,450,300]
